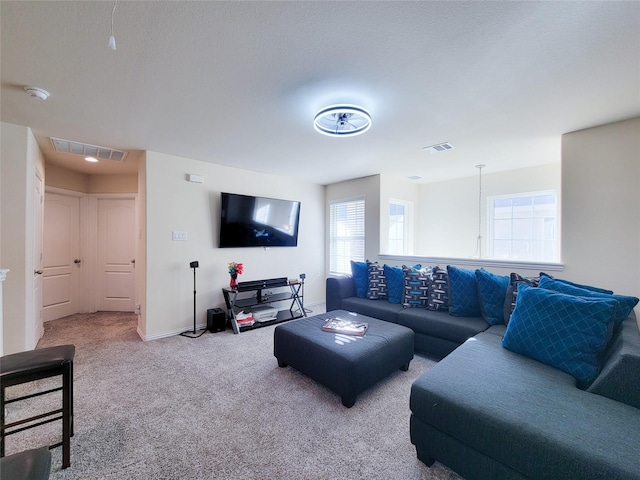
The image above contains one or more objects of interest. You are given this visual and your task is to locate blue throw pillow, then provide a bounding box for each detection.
[539,272,613,294]
[351,260,368,298]
[475,269,509,325]
[447,265,481,317]
[384,264,420,304]
[502,284,617,387]
[538,276,638,326]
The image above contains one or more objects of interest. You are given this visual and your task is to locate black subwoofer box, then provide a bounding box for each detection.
[207,308,226,333]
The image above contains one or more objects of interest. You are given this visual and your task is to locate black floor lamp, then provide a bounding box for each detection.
[180,261,207,338]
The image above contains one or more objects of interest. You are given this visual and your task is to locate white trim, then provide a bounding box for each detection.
[139,322,208,341]
[378,254,564,272]
[0,269,9,282]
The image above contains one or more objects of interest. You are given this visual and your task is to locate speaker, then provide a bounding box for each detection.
[207,308,226,333]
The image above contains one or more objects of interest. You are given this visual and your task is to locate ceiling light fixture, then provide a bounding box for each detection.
[85,156,99,163]
[24,86,50,100]
[313,105,372,137]
[108,0,118,51]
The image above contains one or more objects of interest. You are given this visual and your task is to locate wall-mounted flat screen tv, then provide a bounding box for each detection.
[219,192,301,248]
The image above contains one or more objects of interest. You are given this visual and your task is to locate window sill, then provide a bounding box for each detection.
[378,254,564,272]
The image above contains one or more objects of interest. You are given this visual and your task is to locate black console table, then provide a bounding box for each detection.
[222,276,305,334]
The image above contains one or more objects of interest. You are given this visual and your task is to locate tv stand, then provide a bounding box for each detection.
[222,276,305,334]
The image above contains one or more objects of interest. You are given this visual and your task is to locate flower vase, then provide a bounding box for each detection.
[230,275,238,290]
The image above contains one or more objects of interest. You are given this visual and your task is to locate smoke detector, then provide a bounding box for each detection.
[24,86,50,100]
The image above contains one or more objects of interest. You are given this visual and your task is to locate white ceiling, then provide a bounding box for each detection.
[1,1,639,184]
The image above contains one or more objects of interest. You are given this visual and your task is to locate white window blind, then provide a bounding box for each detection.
[329,197,365,274]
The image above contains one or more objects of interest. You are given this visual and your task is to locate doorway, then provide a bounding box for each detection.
[43,190,136,320]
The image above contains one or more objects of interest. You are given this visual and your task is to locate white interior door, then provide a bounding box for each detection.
[43,192,81,321]
[97,198,136,311]
[32,173,44,345]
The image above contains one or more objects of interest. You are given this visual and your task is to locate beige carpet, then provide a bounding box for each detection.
[4,312,462,480]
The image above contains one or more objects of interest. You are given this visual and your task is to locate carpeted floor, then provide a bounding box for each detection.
[4,312,462,480]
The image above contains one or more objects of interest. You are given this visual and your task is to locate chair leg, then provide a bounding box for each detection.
[62,363,71,469]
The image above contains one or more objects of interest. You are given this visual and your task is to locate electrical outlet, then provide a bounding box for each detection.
[172,231,187,241]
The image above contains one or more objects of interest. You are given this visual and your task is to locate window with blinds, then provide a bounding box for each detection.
[329,197,365,274]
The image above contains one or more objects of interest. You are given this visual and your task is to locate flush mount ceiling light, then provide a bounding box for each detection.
[313,105,372,137]
[24,86,50,100]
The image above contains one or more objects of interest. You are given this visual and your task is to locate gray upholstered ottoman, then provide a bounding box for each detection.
[274,310,414,407]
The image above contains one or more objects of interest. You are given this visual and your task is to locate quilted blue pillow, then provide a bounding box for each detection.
[502,284,617,386]
[384,264,404,304]
[475,269,509,325]
[447,265,481,317]
[539,272,613,294]
[538,276,638,326]
[351,260,368,298]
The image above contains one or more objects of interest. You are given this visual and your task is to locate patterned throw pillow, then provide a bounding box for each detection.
[350,260,368,298]
[367,262,387,300]
[447,265,481,317]
[502,283,618,387]
[427,266,450,311]
[475,269,509,325]
[503,273,539,325]
[402,265,430,308]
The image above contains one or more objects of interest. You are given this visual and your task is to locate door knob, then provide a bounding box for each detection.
[34,270,43,275]
[74,259,81,264]
[131,259,135,264]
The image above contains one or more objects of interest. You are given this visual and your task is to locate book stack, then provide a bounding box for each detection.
[236,311,254,327]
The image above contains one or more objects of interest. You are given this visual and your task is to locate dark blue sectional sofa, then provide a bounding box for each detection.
[326,273,640,480]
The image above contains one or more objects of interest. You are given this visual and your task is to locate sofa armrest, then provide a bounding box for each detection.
[326,275,356,312]
[587,312,640,409]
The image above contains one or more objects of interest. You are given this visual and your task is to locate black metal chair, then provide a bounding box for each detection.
[0,446,51,480]
[1,345,75,469]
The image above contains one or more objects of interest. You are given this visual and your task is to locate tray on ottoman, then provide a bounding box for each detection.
[274,310,414,407]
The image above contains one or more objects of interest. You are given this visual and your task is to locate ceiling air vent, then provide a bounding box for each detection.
[51,137,127,162]
[422,142,454,154]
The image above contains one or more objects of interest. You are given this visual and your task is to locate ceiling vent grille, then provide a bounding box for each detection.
[422,142,454,154]
[50,137,127,162]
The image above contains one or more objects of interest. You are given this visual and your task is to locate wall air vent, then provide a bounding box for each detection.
[50,137,127,162]
[422,142,454,154]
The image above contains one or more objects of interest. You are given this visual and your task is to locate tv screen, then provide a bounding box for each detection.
[219,192,300,248]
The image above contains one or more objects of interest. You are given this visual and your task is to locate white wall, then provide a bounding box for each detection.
[325,175,381,270]
[416,163,561,258]
[1,123,45,353]
[561,117,640,298]
[142,151,325,339]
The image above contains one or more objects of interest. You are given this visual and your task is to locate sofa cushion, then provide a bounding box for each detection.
[427,266,449,311]
[366,262,387,300]
[475,269,509,325]
[403,265,430,308]
[538,275,639,327]
[447,265,481,317]
[587,314,640,409]
[341,297,404,324]
[410,331,640,480]
[502,283,617,386]
[397,309,488,344]
[350,260,368,298]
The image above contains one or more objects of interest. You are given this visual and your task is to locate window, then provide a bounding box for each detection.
[389,199,413,255]
[488,190,558,262]
[329,197,365,274]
